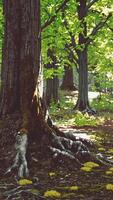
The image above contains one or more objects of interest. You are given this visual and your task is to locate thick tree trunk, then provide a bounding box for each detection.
[0,1,21,114]
[61,65,76,91]
[74,0,91,112]
[1,0,42,177]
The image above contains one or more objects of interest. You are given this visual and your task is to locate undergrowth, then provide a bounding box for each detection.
[91,93,113,112]
[49,90,108,127]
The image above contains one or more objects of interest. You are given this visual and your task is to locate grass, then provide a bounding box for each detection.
[91,93,113,112]
[49,91,113,127]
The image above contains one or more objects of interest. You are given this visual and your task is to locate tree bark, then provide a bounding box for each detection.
[60,65,76,91]
[46,49,59,106]
[1,0,42,177]
[74,0,91,112]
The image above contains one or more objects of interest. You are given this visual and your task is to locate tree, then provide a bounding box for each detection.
[45,48,59,106]
[60,65,76,91]
[1,0,97,178]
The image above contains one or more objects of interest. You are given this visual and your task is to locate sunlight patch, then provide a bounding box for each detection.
[18,179,33,186]
[84,162,99,168]
[106,171,113,175]
[98,147,105,151]
[81,166,92,172]
[81,162,99,172]
[106,184,113,191]
[44,190,61,198]
[108,148,113,154]
[49,172,56,177]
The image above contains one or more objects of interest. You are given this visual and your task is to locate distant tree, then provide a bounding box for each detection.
[74,0,112,112]
[46,48,59,106]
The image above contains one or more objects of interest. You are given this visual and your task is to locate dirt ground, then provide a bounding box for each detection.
[0,113,113,200]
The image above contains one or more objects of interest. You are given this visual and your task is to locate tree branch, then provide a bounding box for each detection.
[41,0,70,31]
[87,13,112,45]
[65,44,79,66]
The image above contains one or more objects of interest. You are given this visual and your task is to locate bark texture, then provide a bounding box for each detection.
[61,65,76,91]
[74,0,90,111]
[1,0,41,129]
[46,49,59,106]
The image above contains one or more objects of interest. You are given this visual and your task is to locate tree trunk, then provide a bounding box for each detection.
[60,65,76,91]
[1,0,43,177]
[0,1,21,114]
[46,49,59,106]
[46,77,59,106]
[74,0,91,112]
[75,47,89,111]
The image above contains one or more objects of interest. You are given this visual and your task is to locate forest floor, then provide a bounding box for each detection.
[0,91,113,199]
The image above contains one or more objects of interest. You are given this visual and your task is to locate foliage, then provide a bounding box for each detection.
[74,111,104,127]
[41,0,113,93]
[91,94,113,111]
[50,90,105,127]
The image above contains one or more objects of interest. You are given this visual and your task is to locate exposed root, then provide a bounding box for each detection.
[5,131,29,178]
[74,103,97,115]
[48,130,113,167]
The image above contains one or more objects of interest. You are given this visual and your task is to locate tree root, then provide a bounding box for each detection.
[48,130,113,167]
[5,131,29,178]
